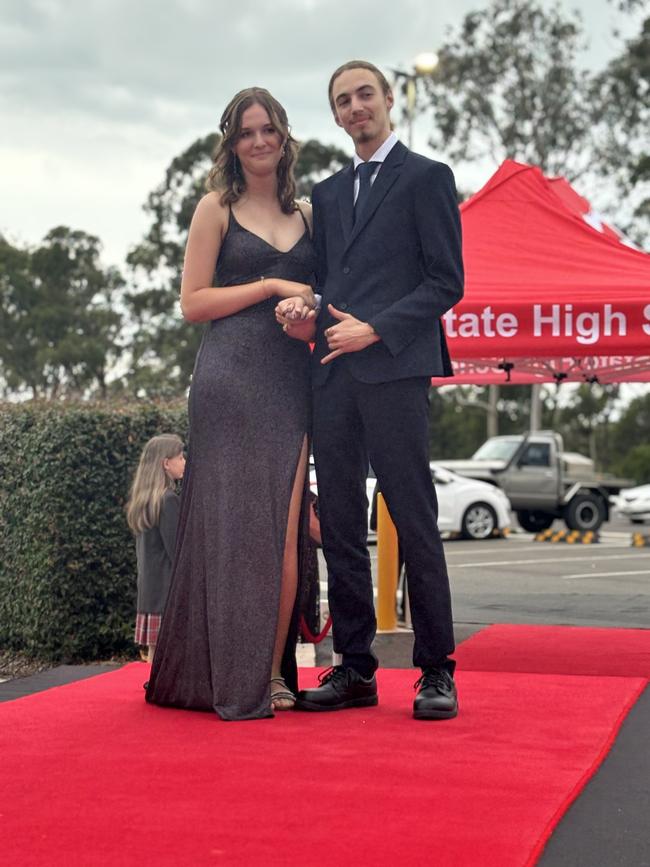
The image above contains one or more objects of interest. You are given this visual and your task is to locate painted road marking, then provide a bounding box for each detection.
[444,543,635,559]
[563,570,650,579]
[451,553,650,568]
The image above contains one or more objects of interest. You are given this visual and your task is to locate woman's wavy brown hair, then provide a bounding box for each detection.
[206,87,299,215]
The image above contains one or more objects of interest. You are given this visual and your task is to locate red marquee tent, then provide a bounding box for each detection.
[442,160,650,384]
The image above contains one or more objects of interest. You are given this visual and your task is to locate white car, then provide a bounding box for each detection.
[429,463,511,539]
[614,484,650,524]
[308,461,511,541]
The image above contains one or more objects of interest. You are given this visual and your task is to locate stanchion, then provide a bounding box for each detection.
[376,493,399,631]
[403,577,412,628]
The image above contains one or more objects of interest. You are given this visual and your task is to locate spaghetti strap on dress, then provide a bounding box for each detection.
[146,206,316,720]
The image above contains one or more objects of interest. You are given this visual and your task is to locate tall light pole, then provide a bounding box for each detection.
[390,52,438,149]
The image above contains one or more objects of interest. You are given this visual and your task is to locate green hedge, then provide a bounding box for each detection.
[0,401,189,662]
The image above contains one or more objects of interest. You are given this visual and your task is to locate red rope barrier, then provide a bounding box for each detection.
[299,614,333,644]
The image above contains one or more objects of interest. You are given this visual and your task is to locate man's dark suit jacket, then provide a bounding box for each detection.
[310,139,464,386]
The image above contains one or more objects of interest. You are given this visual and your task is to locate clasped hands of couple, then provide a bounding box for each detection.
[274,291,379,364]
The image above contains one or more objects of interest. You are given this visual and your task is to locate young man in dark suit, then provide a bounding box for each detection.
[281,60,464,719]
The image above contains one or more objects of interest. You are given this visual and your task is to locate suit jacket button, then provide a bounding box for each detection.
[342,266,351,274]
[339,302,348,310]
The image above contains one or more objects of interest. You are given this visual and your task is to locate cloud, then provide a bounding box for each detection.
[0,0,640,266]
[0,0,483,133]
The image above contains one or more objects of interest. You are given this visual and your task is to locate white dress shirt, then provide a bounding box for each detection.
[352,131,399,203]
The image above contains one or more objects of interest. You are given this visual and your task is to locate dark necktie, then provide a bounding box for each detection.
[354,161,380,223]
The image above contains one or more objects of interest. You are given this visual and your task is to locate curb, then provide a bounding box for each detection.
[534,529,600,544]
[446,527,510,541]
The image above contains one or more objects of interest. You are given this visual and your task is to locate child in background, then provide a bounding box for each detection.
[126,434,185,665]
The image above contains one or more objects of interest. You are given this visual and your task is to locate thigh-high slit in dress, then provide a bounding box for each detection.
[146,208,315,720]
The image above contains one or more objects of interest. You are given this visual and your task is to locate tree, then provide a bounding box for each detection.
[610,391,650,457]
[0,236,36,396]
[610,391,650,483]
[0,229,123,399]
[294,140,350,198]
[429,383,536,458]
[617,444,650,485]
[124,135,349,396]
[416,0,643,434]
[123,134,219,398]
[439,383,532,443]
[429,387,487,459]
[421,0,595,179]
[549,384,620,467]
[591,2,649,248]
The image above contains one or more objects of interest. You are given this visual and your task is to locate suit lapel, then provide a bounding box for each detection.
[337,163,355,241]
[345,140,408,250]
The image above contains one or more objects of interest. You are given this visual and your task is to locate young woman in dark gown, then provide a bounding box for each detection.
[146,88,317,720]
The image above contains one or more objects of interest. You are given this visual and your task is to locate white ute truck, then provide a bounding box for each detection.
[437,432,633,533]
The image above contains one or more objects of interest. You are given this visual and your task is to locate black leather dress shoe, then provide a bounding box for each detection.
[295,665,378,711]
[413,668,458,720]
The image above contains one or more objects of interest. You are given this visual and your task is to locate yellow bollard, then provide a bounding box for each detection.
[376,493,399,631]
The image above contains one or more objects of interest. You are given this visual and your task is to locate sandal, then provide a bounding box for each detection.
[270,676,296,711]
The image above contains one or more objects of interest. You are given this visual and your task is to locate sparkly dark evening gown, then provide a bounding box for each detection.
[146,208,315,720]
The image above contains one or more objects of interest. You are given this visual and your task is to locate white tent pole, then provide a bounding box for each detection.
[530,383,543,431]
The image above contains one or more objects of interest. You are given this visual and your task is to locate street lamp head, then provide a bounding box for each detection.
[413,52,438,75]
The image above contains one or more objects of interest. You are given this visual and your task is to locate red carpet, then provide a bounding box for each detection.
[1,659,645,866]
[455,624,650,677]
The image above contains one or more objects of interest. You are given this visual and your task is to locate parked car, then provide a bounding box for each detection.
[613,484,650,525]
[308,461,511,541]
[436,432,632,533]
[429,463,511,540]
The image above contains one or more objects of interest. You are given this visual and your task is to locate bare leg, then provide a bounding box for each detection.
[147,645,156,664]
[271,436,308,709]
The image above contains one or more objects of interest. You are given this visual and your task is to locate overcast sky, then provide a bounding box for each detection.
[0,0,643,268]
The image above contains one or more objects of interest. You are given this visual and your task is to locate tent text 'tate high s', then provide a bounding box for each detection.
[441,160,650,385]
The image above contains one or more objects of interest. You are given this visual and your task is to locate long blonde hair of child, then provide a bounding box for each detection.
[126,434,184,535]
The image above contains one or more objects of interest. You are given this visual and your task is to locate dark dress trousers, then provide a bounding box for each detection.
[311,140,464,675]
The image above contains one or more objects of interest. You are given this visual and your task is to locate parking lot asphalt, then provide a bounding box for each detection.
[311,518,650,867]
[445,530,649,629]
[315,519,650,634]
